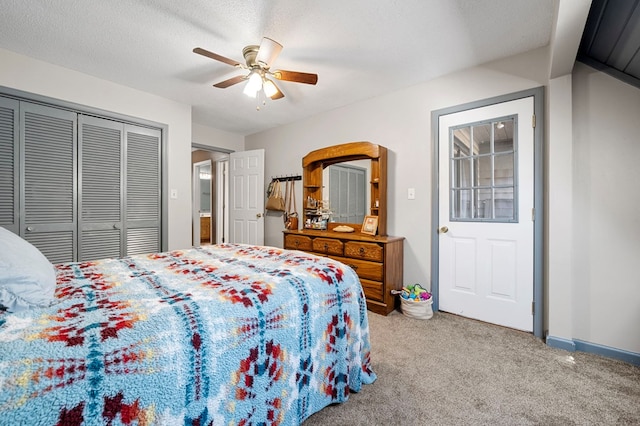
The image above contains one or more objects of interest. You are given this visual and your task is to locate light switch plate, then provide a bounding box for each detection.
[408,188,415,200]
[170,189,178,199]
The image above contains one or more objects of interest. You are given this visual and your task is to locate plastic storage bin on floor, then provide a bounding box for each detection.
[401,297,433,320]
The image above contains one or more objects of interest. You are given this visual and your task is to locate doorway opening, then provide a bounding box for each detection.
[191,145,231,246]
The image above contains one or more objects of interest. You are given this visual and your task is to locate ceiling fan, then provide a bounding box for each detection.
[193,37,318,101]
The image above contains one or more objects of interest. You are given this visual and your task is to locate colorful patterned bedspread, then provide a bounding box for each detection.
[0,244,376,425]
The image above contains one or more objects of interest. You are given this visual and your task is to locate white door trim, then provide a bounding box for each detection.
[430,87,545,338]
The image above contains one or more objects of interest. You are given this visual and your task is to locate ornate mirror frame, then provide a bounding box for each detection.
[302,141,388,236]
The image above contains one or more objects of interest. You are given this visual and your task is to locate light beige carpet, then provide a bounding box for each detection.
[305,311,640,425]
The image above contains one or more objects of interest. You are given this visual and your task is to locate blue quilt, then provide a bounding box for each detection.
[0,244,376,425]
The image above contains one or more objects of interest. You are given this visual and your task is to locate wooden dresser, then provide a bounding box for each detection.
[284,229,404,315]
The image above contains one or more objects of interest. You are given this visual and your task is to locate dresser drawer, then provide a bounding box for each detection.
[344,241,384,262]
[284,234,313,251]
[360,278,384,302]
[312,238,344,256]
[330,255,383,282]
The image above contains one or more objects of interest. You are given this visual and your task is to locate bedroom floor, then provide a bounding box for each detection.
[305,311,640,425]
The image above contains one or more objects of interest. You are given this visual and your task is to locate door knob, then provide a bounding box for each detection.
[439,226,449,234]
[256,213,262,218]
[26,226,33,232]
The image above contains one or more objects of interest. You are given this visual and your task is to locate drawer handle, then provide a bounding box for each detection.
[324,243,329,252]
[348,264,358,270]
[295,241,300,248]
[359,247,365,256]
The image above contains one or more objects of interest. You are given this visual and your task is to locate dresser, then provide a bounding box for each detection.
[284,229,404,315]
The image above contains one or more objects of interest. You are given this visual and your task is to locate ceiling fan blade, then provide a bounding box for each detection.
[272,70,318,85]
[213,75,246,88]
[255,37,283,68]
[193,47,241,67]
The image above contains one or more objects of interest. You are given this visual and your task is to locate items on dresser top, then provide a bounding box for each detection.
[333,225,355,233]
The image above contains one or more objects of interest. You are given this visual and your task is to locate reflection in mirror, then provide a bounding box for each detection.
[323,160,370,224]
[199,164,211,214]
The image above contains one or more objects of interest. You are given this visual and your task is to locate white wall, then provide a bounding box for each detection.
[0,48,193,250]
[192,122,244,152]
[246,46,549,294]
[569,63,640,354]
[546,74,575,345]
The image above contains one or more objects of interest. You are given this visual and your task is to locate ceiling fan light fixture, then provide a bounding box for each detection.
[262,78,278,98]
[255,37,283,69]
[243,71,262,98]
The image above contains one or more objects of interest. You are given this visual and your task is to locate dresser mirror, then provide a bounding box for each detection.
[323,160,370,225]
[302,141,387,236]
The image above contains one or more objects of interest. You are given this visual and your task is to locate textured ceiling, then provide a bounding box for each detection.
[0,0,555,135]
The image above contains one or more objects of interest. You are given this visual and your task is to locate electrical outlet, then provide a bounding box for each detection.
[408,188,415,200]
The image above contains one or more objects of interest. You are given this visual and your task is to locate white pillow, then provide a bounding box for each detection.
[0,227,56,312]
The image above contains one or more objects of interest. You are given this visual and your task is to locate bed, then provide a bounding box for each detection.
[0,241,376,425]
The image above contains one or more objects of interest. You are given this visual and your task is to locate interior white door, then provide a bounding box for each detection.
[229,149,265,245]
[438,97,534,331]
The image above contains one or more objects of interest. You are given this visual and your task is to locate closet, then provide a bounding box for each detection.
[0,95,161,264]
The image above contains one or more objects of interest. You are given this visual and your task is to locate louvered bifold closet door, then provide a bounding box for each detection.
[0,97,19,235]
[125,125,161,255]
[79,115,124,261]
[21,103,77,263]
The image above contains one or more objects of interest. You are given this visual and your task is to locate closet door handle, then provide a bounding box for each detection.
[26,226,34,232]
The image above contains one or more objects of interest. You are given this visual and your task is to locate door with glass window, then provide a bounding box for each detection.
[438,97,534,331]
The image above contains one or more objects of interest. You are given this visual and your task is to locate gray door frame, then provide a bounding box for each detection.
[430,87,545,338]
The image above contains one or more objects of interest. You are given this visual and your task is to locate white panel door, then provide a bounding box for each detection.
[438,97,534,331]
[229,149,264,245]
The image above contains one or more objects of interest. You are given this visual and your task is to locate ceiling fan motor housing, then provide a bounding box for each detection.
[242,45,260,68]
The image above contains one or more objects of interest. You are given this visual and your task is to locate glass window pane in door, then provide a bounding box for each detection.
[475,188,493,219]
[473,123,491,155]
[450,115,517,223]
[494,187,514,219]
[494,153,514,185]
[452,158,472,188]
[473,156,492,187]
[453,127,471,157]
[494,119,514,153]
[452,189,472,219]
